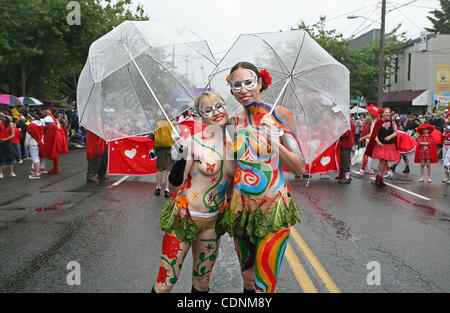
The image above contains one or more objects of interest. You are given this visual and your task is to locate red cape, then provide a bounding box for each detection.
[42,115,68,159]
[414,136,438,163]
[27,122,44,156]
[365,118,398,158]
[397,131,416,153]
[86,130,107,161]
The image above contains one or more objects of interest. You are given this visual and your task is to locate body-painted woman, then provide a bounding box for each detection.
[153,92,235,293]
[220,62,305,293]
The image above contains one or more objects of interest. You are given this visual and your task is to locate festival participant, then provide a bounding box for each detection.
[25,115,44,179]
[442,117,450,184]
[0,113,16,178]
[365,107,400,187]
[86,130,108,183]
[223,62,304,293]
[40,110,68,174]
[389,130,416,174]
[358,105,380,175]
[153,91,235,293]
[336,119,355,184]
[414,124,438,183]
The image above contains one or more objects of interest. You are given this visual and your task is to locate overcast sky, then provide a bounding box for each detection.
[138,0,441,58]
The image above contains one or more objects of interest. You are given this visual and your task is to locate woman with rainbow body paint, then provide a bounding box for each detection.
[218,62,305,293]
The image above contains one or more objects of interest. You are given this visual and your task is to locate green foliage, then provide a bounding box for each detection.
[0,0,148,103]
[295,16,407,101]
[425,0,450,34]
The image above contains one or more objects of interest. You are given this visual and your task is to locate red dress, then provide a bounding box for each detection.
[414,136,438,163]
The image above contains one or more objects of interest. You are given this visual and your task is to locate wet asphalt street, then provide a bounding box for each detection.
[0,149,449,293]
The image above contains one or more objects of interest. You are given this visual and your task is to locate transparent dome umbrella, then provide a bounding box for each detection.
[77,21,217,141]
[207,29,350,165]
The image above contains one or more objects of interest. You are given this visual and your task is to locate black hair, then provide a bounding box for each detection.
[229,62,268,95]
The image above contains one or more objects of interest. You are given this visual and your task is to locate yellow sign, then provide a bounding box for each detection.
[436,64,450,91]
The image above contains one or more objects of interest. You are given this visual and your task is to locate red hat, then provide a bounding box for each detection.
[367,104,380,117]
[416,123,435,135]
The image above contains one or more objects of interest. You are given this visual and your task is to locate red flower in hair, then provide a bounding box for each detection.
[226,74,230,86]
[259,69,272,87]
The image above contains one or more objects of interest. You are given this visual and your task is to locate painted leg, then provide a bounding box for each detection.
[191,228,220,292]
[254,227,290,293]
[154,232,190,293]
[233,236,256,291]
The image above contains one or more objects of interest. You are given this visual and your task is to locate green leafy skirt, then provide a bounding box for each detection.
[215,189,301,244]
[160,199,199,243]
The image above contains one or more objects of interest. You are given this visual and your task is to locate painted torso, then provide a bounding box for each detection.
[178,130,235,214]
[233,103,288,197]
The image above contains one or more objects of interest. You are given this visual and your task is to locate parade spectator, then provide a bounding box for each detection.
[86,130,108,183]
[25,115,44,179]
[11,117,23,163]
[0,113,16,178]
[415,124,438,183]
[365,107,400,188]
[17,115,28,159]
[336,119,355,184]
[154,118,175,198]
[405,114,420,135]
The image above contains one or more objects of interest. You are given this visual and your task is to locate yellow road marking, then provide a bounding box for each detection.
[290,227,341,293]
[284,243,318,293]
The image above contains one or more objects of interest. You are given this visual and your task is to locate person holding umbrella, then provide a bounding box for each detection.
[0,112,16,178]
[153,91,236,293]
[222,62,304,293]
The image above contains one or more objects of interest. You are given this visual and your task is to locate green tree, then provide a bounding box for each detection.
[0,0,148,104]
[425,0,450,34]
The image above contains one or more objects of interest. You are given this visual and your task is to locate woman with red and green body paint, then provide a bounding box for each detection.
[219,62,305,293]
[153,91,235,293]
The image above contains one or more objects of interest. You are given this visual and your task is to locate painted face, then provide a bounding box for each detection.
[200,96,228,127]
[230,68,262,105]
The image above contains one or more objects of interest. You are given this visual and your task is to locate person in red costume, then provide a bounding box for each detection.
[358,105,380,175]
[86,130,108,183]
[40,110,68,174]
[25,114,45,179]
[365,107,400,187]
[414,124,438,183]
[336,119,355,184]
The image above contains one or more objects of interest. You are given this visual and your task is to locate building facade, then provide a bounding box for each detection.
[385,33,450,114]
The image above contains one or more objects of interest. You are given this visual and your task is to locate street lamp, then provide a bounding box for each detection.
[347,0,386,107]
[347,15,381,24]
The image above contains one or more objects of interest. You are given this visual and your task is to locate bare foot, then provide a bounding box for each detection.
[418,178,424,182]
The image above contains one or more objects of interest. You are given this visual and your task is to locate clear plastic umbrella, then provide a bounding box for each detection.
[208,29,350,165]
[77,21,216,141]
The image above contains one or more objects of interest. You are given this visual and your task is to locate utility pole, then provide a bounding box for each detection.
[377,0,386,107]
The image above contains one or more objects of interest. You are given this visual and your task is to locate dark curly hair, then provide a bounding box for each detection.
[229,62,268,95]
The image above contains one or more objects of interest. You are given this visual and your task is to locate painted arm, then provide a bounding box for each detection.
[261,110,305,176]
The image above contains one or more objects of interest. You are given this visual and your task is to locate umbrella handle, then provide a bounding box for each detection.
[122,43,179,137]
[268,76,291,115]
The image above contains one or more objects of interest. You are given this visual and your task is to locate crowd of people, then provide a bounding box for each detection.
[0,106,78,179]
[346,107,450,185]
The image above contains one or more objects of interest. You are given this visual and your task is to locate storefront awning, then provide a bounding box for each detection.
[382,89,427,106]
